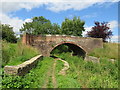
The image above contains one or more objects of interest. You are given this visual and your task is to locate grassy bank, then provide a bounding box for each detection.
[2,42,118,88]
[2,57,54,88]
[89,43,119,60]
[2,52,118,88]
[2,41,39,66]
[55,52,118,88]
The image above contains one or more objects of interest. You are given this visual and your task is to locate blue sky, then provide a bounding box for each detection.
[0,0,119,42]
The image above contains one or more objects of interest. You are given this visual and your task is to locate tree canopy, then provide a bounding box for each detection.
[1,23,17,43]
[61,16,85,36]
[86,21,112,42]
[20,16,60,35]
[20,16,85,36]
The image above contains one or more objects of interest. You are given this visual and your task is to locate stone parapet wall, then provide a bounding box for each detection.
[4,55,43,76]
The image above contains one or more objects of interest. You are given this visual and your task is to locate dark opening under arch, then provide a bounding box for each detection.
[50,42,86,58]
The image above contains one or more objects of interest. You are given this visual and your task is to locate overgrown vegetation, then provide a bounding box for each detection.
[89,43,118,60]
[2,42,118,88]
[55,52,118,88]
[2,57,54,88]
[2,41,39,66]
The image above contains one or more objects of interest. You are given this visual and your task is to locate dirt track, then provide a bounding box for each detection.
[42,58,69,88]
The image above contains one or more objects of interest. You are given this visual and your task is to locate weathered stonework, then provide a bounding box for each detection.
[4,55,43,76]
[22,33,103,56]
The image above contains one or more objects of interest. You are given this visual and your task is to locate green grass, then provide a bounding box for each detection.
[55,60,79,88]
[55,52,118,88]
[50,42,118,88]
[89,43,119,60]
[2,42,119,88]
[27,57,54,88]
[55,60,64,74]
[2,41,39,66]
[2,57,54,88]
[2,53,118,88]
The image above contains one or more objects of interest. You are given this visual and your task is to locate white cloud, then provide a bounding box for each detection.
[0,13,24,34]
[46,0,104,13]
[44,0,119,12]
[0,0,119,34]
[0,13,32,34]
[82,26,92,37]
[0,2,43,14]
[108,20,118,31]
[1,0,119,13]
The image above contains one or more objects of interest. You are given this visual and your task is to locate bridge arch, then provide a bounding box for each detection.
[50,42,86,58]
[21,34,103,57]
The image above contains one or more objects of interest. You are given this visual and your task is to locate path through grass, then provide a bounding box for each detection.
[2,42,118,88]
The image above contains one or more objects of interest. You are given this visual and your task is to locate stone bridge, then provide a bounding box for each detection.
[22,33,103,57]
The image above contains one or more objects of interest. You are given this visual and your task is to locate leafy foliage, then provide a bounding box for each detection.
[1,23,17,43]
[20,16,60,35]
[61,16,85,36]
[20,16,85,36]
[87,21,112,42]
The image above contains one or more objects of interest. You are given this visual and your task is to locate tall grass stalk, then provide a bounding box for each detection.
[2,41,39,66]
[89,43,119,60]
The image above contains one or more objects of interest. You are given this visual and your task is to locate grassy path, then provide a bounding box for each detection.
[42,57,69,88]
[52,59,57,88]
[42,68,52,88]
[2,53,118,88]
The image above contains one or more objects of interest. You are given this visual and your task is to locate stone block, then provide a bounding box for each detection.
[4,55,43,76]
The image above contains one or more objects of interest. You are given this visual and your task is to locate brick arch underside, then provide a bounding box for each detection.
[50,42,86,58]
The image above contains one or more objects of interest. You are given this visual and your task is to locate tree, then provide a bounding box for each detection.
[87,21,112,42]
[20,16,60,35]
[61,16,85,36]
[51,23,61,34]
[1,23,17,43]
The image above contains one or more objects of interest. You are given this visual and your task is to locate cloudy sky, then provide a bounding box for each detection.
[0,0,119,42]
